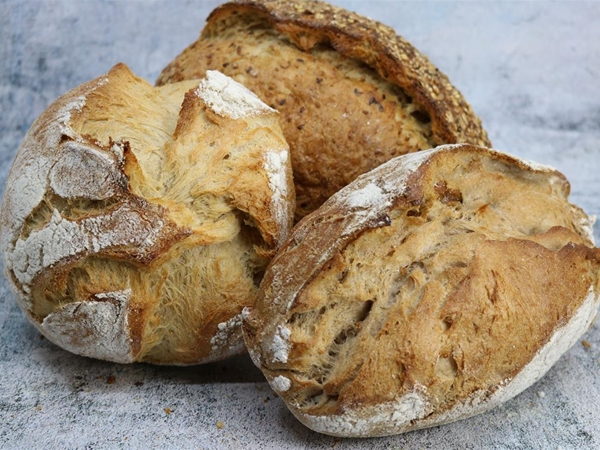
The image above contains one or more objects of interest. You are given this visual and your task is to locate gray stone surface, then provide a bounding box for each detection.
[1,1,600,449]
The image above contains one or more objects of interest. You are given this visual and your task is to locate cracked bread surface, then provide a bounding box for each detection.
[243,144,600,437]
[157,0,490,219]
[0,64,294,365]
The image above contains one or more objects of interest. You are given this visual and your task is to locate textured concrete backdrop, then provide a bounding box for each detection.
[1,1,600,449]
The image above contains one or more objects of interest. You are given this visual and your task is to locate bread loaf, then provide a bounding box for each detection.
[157,0,490,219]
[0,63,294,365]
[243,144,599,437]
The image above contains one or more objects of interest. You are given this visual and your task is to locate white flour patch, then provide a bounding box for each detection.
[332,148,441,239]
[264,150,290,244]
[10,204,167,289]
[271,324,291,363]
[1,70,112,275]
[346,183,386,209]
[270,375,292,393]
[11,210,85,287]
[519,157,557,173]
[195,70,275,119]
[110,141,126,166]
[210,313,243,352]
[203,313,247,363]
[56,95,86,138]
[40,289,134,363]
[297,387,429,437]
[579,214,596,245]
[49,140,124,200]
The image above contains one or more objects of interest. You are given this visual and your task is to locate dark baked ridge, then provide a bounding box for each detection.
[244,144,599,436]
[157,0,490,218]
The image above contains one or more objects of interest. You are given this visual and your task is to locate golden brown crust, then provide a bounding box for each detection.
[0,64,294,365]
[243,144,600,437]
[208,0,489,145]
[157,0,490,219]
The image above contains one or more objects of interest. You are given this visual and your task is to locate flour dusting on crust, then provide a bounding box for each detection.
[195,70,276,119]
[579,214,596,245]
[271,324,291,363]
[40,289,134,363]
[519,157,558,173]
[270,375,292,392]
[49,140,126,200]
[264,150,290,244]
[206,313,245,363]
[269,147,445,314]
[334,148,440,239]
[345,183,387,209]
[11,204,169,291]
[297,387,429,437]
[0,72,111,289]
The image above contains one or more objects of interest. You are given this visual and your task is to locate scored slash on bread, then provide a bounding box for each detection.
[0,63,295,365]
[157,0,491,219]
[243,144,600,437]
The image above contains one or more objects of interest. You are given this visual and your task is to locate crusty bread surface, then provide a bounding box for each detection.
[0,63,294,365]
[157,0,490,219]
[243,144,600,437]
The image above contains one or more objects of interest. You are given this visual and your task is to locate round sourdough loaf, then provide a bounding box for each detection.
[157,0,491,219]
[243,144,600,437]
[0,63,294,365]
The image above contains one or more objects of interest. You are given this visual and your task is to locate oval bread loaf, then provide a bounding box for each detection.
[157,0,491,219]
[0,63,295,365]
[243,144,600,437]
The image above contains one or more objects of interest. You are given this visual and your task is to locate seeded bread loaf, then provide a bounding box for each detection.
[243,144,599,437]
[157,0,490,219]
[0,63,294,365]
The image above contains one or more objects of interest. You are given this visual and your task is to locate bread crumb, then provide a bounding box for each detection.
[582,340,592,348]
[36,405,42,411]
[164,408,172,415]
[106,375,116,384]
[537,391,546,398]
[216,420,225,429]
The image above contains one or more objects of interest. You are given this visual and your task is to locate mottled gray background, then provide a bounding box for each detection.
[1,1,600,449]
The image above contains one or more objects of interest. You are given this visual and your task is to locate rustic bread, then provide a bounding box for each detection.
[0,63,294,365]
[243,144,599,437]
[157,0,490,219]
